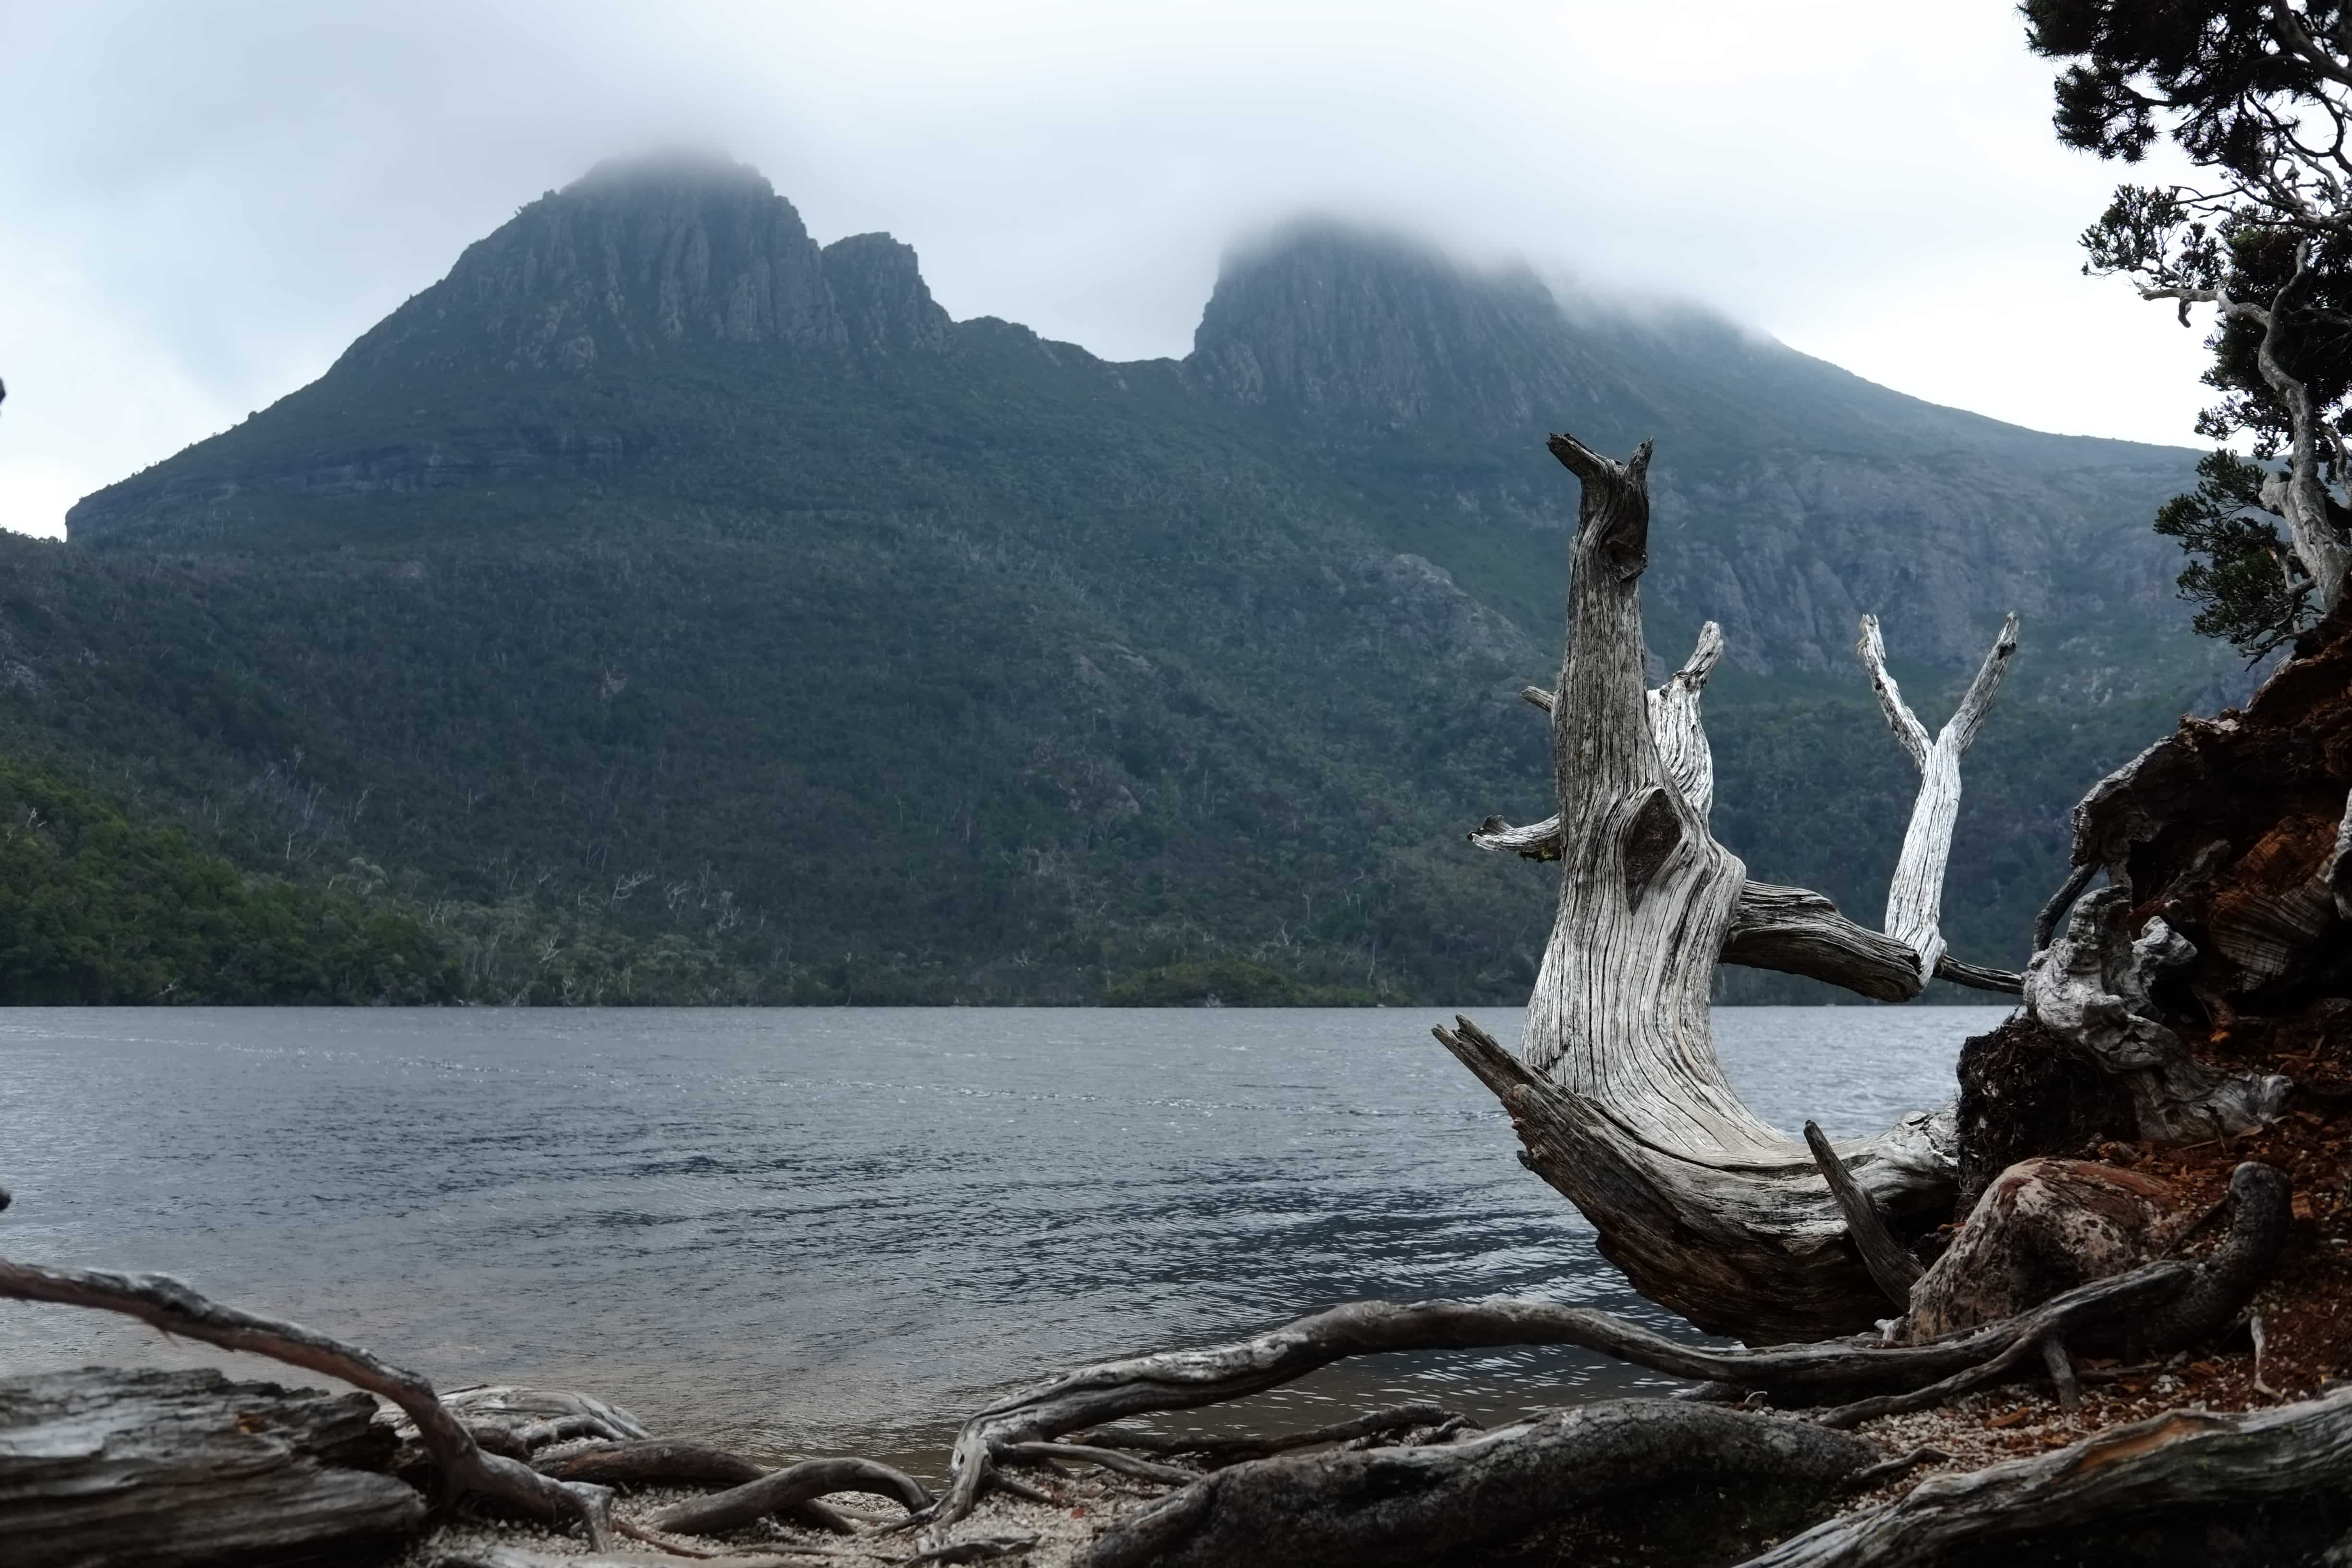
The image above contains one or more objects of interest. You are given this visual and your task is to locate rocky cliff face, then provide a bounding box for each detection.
[1187,223,1631,432]
[336,152,951,376]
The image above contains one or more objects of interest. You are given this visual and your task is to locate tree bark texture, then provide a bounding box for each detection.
[1737,1383,2352,1568]
[1074,1400,1878,1568]
[931,1265,2195,1530]
[1449,434,2028,1343]
[0,1255,619,1548]
[1993,604,2352,1177]
[0,1366,425,1568]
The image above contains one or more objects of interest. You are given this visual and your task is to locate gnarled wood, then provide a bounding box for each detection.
[2024,888,2290,1141]
[1724,883,2023,999]
[1736,1384,2352,1568]
[1074,1401,1879,1568]
[649,1456,929,1537]
[1435,1012,1951,1342]
[931,1268,2191,1532]
[1803,1119,1923,1309]
[0,1366,425,1567]
[533,1439,862,1534]
[1446,434,2032,1340]
[0,1255,618,1547]
[1494,629,2022,1002]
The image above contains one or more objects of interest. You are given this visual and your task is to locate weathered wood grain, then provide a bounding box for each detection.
[1737,1383,2352,1568]
[1451,433,2025,1344]
[1074,1400,1878,1568]
[0,1365,424,1567]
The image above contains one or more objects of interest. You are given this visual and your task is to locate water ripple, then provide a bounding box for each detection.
[0,1004,2002,1452]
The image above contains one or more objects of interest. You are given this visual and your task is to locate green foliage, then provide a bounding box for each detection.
[14,176,2235,1005]
[2029,0,2352,635]
[2153,451,2315,656]
[0,759,459,1004]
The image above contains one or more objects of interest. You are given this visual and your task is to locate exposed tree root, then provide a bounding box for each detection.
[998,1441,1202,1485]
[928,1265,2196,1531]
[536,1439,770,1488]
[0,1255,619,1548]
[1737,1384,2352,1567]
[648,1457,930,1538]
[534,1440,862,1534]
[1081,1402,1467,1464]
[1072,1399,1879,1568]
[424,1387,651,1463]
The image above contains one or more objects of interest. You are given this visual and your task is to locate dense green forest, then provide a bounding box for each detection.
[8,155,2239,1005]
[0,759,455,1004]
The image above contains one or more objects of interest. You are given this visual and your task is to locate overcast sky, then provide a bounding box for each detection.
[0,0,2212,539]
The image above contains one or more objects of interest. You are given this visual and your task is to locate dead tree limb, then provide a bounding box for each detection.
[1074,1400,1880,1568]
[1802,1120,1922,1310]
[0,1366,427,1566]
[1434,1011,1950,1344]
[1857,612,2018,986]
[535,1438,766,1487]
[1723,883,2022,1000]
[1736,1384,2352,1568]
[1483,613,2021,1001]
[998,1441,1202,1485]
[0,1256,617,1546]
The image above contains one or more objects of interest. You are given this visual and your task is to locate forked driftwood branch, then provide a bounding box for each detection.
[1449,432,2030,1341]
[1481,618,2023,1002]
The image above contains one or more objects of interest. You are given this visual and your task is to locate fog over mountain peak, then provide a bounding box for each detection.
[30,151,2233,1004]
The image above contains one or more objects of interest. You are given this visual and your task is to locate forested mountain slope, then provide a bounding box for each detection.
[5,152,2223,1003]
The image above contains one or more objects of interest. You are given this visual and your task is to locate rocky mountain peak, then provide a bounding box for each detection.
[822,233,950,355]
[332,151,947,379]
[1186,221,1617,432]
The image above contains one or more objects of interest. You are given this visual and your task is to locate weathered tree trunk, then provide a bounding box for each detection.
[1446,433,2024,1343]
[1074,1401,1879,1568]
[0,1366,426,1567]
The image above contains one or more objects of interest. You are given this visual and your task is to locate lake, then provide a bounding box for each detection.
[0,1004,2006,1467]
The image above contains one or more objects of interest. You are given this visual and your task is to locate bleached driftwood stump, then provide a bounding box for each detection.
[1444,433,2024,1343]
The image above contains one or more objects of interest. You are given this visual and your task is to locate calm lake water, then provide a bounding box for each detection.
[0,1005,2007,1466]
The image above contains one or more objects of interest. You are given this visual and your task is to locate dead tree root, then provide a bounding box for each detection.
[0,1255,619,1548]
[1080,1402,1469,1465]
[649,1456,931,1538]
[533,1439,861,1534]
[929,1266,2192,1530]
[2131,1160,2291,1358]
[1073,1399,1879,1568]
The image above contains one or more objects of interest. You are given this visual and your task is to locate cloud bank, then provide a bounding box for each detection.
[0,0,2212,538]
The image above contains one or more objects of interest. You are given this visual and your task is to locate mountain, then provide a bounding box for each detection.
[8,152,2223,1004]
